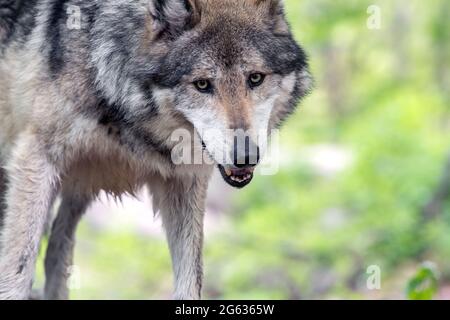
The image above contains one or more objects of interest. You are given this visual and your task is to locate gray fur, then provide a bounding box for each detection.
[0,134,60,299]
[44,192,91,300]
[0,0,312,299]
[150,174,210,299]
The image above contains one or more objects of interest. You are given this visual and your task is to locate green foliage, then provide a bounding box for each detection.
[406,263,439,300]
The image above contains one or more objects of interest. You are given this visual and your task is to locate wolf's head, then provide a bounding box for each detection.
[149,0,312,187]
[94,0,312,188]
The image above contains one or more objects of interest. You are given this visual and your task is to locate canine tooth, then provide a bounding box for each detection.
[225,168,232,176]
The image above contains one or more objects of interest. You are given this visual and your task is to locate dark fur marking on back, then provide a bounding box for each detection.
[0,0,38,52]
[46,0,70,77]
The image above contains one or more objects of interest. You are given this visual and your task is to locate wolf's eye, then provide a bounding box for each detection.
[248,73,265,88]
[194,79,213,93]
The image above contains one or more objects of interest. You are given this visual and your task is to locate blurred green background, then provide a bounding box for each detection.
[36,0,450,299]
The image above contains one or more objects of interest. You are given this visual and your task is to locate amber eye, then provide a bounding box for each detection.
[194,79,213,93]
[248,73,265,88]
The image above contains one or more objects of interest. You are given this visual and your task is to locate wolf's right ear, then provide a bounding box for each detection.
[147,0,201,38]
[254,0,289,34]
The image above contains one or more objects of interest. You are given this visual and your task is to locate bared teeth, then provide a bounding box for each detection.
[230,176,243,182]
[222,166,254,183]
[229,173,252,183]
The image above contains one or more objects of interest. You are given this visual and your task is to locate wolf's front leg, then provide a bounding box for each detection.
[154,175,209,300]
[0,133,60,300]
[44,192,91,300]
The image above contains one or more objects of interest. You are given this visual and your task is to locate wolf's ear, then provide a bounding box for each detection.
[254,0,289,34]
[148,0,201,38]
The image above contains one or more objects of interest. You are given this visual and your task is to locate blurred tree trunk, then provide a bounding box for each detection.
[421,1,450,222]
[432,0,450,98]
[391,1,412,80]
[323,44,346,118]
[422,153,450,221]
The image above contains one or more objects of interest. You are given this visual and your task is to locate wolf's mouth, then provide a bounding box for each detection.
[218,165,255,189]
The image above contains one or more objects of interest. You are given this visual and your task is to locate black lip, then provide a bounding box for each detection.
[218,165,254,189]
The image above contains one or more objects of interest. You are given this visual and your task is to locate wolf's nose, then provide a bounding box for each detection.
[233,136,260,168]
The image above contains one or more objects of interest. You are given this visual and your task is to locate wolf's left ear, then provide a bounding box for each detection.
[148,0,201,38]
[255,0,290,34]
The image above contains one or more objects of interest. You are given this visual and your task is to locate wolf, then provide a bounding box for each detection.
[0,0,312,300]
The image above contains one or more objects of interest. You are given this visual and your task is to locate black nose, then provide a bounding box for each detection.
[233,136,260,168]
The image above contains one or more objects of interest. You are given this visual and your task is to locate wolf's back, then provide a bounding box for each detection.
[0,0,39,51]
[0,0,22,42]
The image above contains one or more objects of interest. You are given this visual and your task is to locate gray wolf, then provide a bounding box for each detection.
[0,0,312,299]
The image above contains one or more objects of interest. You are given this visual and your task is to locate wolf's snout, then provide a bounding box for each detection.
[232,136,260,168]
